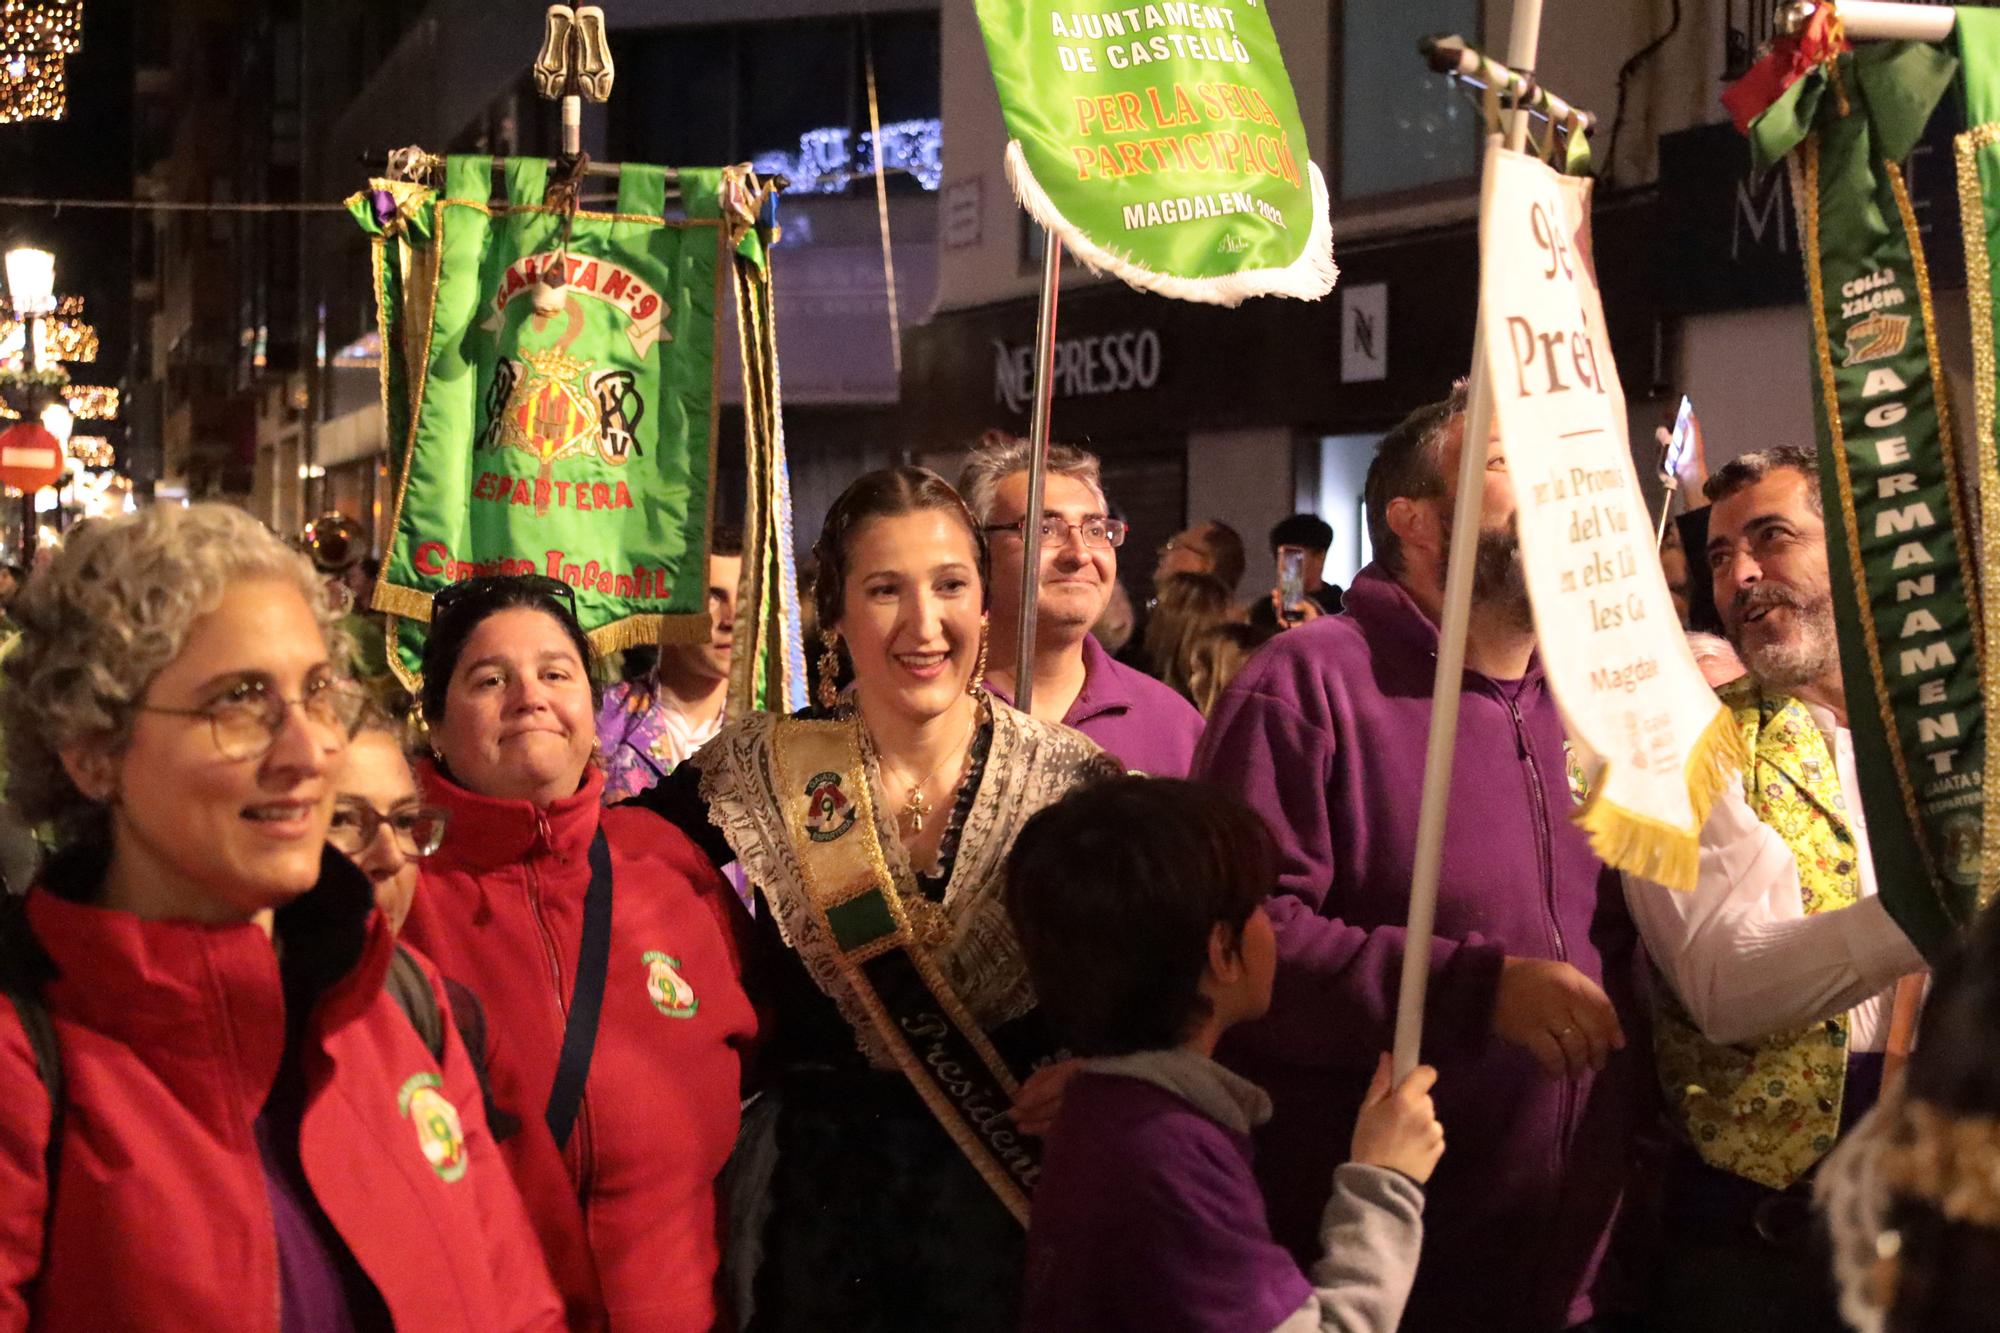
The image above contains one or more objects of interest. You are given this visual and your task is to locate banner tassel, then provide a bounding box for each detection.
[1572,704,1749,893]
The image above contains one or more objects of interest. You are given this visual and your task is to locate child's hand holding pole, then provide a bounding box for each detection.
[1350,1052,1445,1184]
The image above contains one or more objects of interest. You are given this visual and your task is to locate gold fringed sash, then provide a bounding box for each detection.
[770,716,1041,1223]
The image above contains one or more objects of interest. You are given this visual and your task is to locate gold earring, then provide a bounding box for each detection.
[817,628,841,712]
[969,615,990,695]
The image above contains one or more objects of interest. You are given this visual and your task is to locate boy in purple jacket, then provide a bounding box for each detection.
[1006,777,1444,1333]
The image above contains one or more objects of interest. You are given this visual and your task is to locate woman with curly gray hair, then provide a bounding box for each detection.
[0,503,563,1330]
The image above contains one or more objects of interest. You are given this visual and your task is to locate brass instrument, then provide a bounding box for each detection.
[302,511,367,575]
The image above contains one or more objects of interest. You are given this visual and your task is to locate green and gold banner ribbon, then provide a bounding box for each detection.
[347,178,436,488]
[350,156,727,689]
[771,717,1045,1223]
[729,192,808,715]
[1954,7,2000,908]
[972,0,1334,306]
[1749,40,1984,957]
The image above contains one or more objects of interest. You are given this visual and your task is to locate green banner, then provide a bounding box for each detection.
[1757,42,1983,957]
[1955,7,2000,909]
[972,0,1333,305]
[355,157,728,687]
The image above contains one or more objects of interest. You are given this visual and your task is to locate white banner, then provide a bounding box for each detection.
[1480,144,1742,892]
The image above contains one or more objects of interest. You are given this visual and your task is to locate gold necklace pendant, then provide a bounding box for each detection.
[904,786,930,833]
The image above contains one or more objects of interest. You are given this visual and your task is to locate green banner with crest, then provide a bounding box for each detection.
[350,155,727,688]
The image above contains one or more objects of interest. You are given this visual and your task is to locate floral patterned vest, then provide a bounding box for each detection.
[1653,677,1861,1190]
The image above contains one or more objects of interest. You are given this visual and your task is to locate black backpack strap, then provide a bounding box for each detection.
[384,941,446,1064]
[545,829,613,1153]
[0,895,63,1219]
[5,986,60,1109]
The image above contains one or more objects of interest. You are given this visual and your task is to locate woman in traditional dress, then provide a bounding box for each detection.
[638,466,1121,1331]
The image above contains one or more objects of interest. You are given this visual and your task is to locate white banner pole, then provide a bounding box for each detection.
[1391,0,1547,1084]
[1782,1,1955,43]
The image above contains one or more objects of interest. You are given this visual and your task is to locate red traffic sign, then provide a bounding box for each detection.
[0,421,65,493]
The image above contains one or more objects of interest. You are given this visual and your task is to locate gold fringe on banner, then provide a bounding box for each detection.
[372,581,435,623]
[383,614,420,695]
[1954,123,2000,907]
[1572,703,1750,894]
[727,180,803,717]
[730,252,772,718]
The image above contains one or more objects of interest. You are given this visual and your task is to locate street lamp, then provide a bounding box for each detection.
[6,247,55,317]
[6,245,59,559]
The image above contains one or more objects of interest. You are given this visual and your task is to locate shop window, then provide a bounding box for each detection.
[1337,1,1480,203]
[1303,433,1381,587]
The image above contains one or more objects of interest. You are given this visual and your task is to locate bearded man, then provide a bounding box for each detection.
[1623,446,1925,1332]
[1193,384,1648,1331]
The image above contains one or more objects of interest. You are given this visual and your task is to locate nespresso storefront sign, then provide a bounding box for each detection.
[992,328,1163,412]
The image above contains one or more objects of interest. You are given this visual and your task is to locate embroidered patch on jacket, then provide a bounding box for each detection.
[1564,742,1591,807]
[803,769,858,842]
[397,1073,468,1183]
[643,950,700,1018]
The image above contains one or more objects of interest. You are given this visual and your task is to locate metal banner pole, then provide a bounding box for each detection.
[1391,0,1548,1083]
[1013,232,1063,714]
[21,316,40,563]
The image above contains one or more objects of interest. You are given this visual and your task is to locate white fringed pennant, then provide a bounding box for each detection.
[1003,140,1337,308]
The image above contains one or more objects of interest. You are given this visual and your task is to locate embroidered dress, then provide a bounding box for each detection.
[596,678,725,804]
[640,699,1119,1332]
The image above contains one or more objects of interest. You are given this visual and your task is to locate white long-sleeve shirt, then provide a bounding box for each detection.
[1623,704,1924,1051]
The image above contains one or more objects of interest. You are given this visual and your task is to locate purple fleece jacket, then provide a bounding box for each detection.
[988,633,1204,775]
[1192,566,1648,1332]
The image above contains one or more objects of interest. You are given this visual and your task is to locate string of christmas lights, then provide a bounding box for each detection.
[0,297,98,367]
[0,1,81,124]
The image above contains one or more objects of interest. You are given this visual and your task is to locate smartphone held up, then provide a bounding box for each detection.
[1278,546,1308,624]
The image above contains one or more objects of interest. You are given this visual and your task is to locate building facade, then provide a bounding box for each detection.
[899,0,1955,603]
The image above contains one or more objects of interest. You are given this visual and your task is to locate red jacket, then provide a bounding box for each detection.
[0,850,564,1332]
[402,761,756,1332]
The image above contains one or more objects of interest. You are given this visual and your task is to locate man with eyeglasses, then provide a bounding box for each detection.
[959,437,1204,775]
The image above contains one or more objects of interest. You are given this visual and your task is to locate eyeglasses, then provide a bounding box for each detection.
[983,516,1129,549]
[327,796,450,859]
[138,676,366,762]
[430,573,579,630]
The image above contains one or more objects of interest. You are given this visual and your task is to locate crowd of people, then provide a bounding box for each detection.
[0,388,1988,1333]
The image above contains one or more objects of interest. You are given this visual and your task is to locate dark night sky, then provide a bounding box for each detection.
[0,0,136,387]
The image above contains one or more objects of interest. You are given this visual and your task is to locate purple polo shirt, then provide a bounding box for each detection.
[988,634,1204,774]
